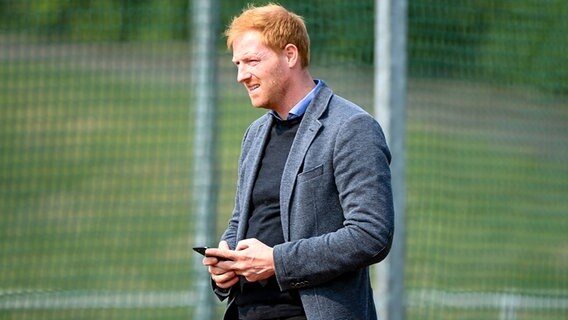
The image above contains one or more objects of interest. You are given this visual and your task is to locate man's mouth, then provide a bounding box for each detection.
[248,84,260,93]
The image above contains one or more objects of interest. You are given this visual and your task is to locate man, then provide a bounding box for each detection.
[201,4,394,320]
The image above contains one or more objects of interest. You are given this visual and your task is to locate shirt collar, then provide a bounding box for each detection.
[271,79,323,121]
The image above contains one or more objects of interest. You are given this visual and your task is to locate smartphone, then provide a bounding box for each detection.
[192,246,209,256]
[193,246,229,260]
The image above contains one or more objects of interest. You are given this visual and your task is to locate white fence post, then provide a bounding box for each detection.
[374,0,408,319]
[190,1,220,319]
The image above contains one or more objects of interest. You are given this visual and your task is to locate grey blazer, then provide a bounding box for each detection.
[218,83,394,320]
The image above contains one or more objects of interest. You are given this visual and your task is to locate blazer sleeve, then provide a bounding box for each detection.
[211,124,255,301]
[220,124,254,250]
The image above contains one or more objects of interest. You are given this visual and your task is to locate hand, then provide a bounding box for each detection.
[203,241,239,289]
[206,238,275,283]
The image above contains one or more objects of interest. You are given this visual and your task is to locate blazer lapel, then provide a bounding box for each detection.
[280,86,333,241]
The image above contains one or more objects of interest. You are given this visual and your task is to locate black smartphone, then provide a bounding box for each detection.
[192,246,209,256]
[193,246,229,260]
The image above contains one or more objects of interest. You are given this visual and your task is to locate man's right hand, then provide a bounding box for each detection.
[204,240,239,289]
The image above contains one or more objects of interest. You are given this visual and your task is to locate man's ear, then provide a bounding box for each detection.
[284,44,299,67]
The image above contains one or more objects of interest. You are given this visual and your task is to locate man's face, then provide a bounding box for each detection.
[231,30,289,110]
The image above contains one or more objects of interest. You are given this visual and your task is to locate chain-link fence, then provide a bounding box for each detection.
[406,1,568,319]
[1,1,567,319]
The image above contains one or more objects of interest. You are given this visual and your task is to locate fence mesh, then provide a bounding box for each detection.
[1,1,567,320]
[406,1,568,319]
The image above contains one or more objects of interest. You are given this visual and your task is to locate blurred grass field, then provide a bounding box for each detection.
[1,42,567,319]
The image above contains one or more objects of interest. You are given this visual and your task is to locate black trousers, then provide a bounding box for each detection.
[237,302,305,320]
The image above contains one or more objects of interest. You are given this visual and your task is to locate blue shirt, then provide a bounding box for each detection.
[271,79,324,121]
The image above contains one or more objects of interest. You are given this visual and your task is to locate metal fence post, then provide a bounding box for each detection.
[374,0,407,319]
[191,0,220,319]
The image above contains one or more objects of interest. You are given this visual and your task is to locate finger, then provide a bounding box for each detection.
[210,268,236,279]
[209,265,234,276]
[202,256,221,266]
[218,240,230,250]
[211,270,237,284]
[216,275,239,289]
[236,238,263,251]
[235,238,254,251]
[206,248,237,261]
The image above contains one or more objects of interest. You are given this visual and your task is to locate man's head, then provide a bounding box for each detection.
[225,4,310,68]
[225,4,314,116]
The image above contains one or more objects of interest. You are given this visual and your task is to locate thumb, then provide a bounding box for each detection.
[218,240,230,250]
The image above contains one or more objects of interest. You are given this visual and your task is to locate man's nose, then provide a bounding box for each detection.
[237,66,251,83]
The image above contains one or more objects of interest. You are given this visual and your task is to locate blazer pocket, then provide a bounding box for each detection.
[297,164,324,183]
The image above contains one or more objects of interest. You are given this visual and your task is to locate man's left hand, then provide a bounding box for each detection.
[206,238,275,283]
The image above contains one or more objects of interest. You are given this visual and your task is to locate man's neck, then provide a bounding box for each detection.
[274,72,315,119]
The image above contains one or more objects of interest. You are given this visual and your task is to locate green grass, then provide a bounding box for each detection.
[1,61,193,293]
[1,48,567,320]
[404,79,568,297]
[406,129,568,290]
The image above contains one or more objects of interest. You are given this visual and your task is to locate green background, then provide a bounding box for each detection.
[1,0,567,319]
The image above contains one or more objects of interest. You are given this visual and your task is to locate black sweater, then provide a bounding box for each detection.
[236,116,305,319]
